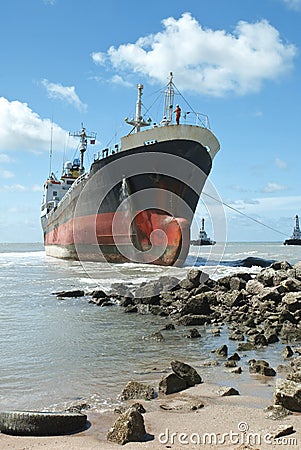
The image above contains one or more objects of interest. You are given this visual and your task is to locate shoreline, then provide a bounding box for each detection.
[0,378,300,449]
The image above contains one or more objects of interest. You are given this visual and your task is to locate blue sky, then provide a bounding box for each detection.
[1,0,301,242]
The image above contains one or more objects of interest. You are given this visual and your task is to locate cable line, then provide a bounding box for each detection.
[202,191,287,237]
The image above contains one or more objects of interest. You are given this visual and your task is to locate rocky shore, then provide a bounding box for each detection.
[45,260,301,447]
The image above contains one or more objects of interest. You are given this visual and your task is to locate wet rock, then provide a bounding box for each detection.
[213,344,228,357]
[282,345,294,358]
[170,360,202,387]
[120,381,155,401]
[179,294,212,316]
[185,328,201,339]
[224,360,236,368]
[249,360,276,376]
[229,366,242,374]
[158,373,188,395]
[91,289,108,299]
[228,353,241,361]
[161,323,175,330]
[274,378,301,412]
[229,331,244,341]
[142,331,164,341]
[107,407,147,445]
[177,314,209,326]
[124,305,138,313]
[53,289,85,298]
[217,386,240,396]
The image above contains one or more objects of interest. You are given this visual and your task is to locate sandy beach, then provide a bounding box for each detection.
[0,379,299,450]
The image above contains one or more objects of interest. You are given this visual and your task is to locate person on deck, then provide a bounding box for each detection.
[174,104,181,125]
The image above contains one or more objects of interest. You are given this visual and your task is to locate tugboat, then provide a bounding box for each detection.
[284,215,301,245]
[190,218,216,246]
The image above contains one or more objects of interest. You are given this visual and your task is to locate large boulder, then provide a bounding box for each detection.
[179,294,212,316]
[170,360,202,387]
[120,381,155,401]
[107,407,146,445]
[158,373,188,395]
[274,378,301,412]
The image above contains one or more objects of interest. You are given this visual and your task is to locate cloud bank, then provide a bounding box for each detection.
[92,13,297,96]
[0,97,75,152]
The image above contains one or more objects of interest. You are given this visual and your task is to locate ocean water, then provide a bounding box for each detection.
[0,242,300,412]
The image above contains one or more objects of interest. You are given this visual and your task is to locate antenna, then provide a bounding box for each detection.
[48,119,53,177]
[69,123,96,174]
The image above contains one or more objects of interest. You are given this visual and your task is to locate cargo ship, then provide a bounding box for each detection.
[41,74,220,266]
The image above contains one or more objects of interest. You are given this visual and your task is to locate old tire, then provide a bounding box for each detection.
[0,410,87,436]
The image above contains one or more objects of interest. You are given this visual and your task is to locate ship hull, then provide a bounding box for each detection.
[283,239,301,246]
[41,134,213,266]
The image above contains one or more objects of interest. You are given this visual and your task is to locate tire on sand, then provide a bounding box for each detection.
[0,410,87,436]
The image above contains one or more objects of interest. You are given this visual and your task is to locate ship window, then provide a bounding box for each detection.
[53,191,57,196]
[67,180,73,185]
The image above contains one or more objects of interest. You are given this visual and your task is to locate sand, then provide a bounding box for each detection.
[0,381,299,450]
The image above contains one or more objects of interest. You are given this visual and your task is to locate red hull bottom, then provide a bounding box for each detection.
[44,210,190,266]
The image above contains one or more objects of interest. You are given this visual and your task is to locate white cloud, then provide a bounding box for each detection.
[111,75,133,88]
[43,0,56,6]
[41,79,87,111]
[0,97,76,152]
[0,184,26,192]
[275,157,287,169]
[261,182,288,193]
[0,154,13,163]
[0,168,14,179]
[283,0,301,11]
[94,13,297,97]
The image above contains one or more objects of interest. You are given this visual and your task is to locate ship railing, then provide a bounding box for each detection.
[181,111,210,128]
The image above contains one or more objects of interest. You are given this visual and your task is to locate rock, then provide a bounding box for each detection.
[107,407,146,445]
[213,344,228,357]
[170,360,202,387]
[179,294,212,316]
[287,371,301,382]
[224,361,236,368]
[282,292,301,312]
[91,289,108,299]
[264,404,292,420]
[114,403,146,415]
[185,328,201,339]
[124,305,138,313]
[161,323,175,330]
[228,353,241,361]
[270,260,292,271]
[158,373,188,395]
[120,381,155,401]
[229,366,242,374]
[177,315,209,326]
[237,342,256,352]
[142,331,164,341]
[274,378,301,411]
[229,331,244,341]
[53,289,85,298]
[217,386,240,396]
[249,360,276,376]
[269,424,295,439]
[282,345,294,358]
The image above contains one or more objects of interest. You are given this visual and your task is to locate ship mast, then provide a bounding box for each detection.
[69,124,96,174]
[125,84,150,132]
[164,72,175,123]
